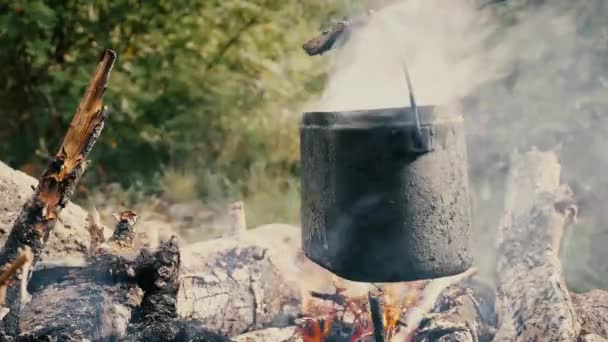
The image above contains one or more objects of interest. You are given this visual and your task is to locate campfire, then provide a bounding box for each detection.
[296,285,406,342]
[1,3,608,341]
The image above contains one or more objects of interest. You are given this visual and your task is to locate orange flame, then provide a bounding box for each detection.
[296,317,334,342]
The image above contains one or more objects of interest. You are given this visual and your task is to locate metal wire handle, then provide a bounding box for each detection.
[402,62,423,139]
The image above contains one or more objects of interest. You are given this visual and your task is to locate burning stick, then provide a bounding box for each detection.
[368,292,385,342]
[0,49,117,332]
[0,49,115,274]
[310,290,348,307]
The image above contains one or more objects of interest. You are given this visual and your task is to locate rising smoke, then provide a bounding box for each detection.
[313,0,608,289]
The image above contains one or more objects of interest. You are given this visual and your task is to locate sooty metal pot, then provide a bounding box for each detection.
[300,106,472,282]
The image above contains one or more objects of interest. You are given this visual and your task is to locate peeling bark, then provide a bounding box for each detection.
[1,50,115,265]
[0,49,116,336]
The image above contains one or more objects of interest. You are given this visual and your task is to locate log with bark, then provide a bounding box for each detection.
[494,150,579,341]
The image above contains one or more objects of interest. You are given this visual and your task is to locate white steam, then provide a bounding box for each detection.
[313,0,608,288]
[317,0,506,111]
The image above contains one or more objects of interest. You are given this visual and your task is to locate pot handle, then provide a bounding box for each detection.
[403,63,433,153]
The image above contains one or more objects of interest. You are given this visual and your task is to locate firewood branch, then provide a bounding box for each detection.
[0,49,116,265]
[0,49,115,336]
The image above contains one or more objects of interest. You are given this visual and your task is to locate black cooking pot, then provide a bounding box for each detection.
[300,105,472,282]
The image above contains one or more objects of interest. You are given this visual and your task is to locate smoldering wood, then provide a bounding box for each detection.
[0,246,33,308]
[9,225,302,340]
[19,253,140,340]
[0,49,115,266]
[387,268,479,341]
[121,237,230,342]
[494,150,579,341]
[18,237,231,341]
[309,290,347,307]
[0,49,116,336]
[0,160,91,261]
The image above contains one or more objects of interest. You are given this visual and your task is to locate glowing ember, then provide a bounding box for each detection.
[297,283,421,342]
[296,317,334,342]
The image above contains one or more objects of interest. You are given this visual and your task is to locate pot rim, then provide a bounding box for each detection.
[302,105,461,128]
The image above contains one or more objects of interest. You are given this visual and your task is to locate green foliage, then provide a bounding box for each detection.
[0,0,361,185]
[0,0,363,224]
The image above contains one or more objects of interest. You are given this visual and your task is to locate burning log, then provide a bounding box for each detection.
[0,49,116,336]
[494,150,579,341]
[383,267,481,342]
[19,236,230,341]
[19,253,140,340]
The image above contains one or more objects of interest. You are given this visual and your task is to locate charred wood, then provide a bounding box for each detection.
[368,292,385,342]
[19,253,140,340]
[109,210,139,250]
[0,49,116,336]
[122,237,231,342]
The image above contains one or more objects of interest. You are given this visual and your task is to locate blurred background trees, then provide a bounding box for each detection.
[0,0,365,226]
